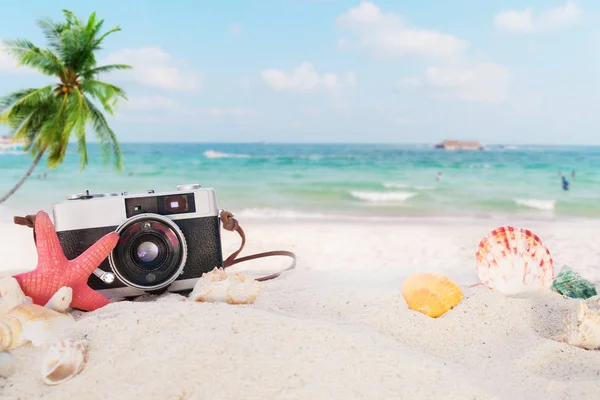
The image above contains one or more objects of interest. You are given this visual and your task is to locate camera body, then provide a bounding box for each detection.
[52,184,224,300]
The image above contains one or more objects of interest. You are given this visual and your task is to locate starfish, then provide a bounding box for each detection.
[12,211,119,312]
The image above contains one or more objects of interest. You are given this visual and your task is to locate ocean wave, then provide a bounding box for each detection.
[203,150,250,159]
[515,198,556,211]
[383,183,435,190]
[350,191,417,204]
[235,208,336,220]
[468,163,492,169]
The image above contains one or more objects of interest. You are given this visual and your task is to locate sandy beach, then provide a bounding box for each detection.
[1,216,600,399]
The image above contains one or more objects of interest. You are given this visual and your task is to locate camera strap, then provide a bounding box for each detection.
[219,210,297,281]
[13,211,297,283]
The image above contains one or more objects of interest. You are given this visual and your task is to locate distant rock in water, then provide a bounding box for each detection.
[433,140,484,151]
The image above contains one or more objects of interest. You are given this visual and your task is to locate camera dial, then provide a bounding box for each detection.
[67,190,93,200]
[108,213,188,291]
[94,193,120,198]
[176,183,201,191]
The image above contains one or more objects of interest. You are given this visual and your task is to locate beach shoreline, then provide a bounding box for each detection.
[3,216,600,282]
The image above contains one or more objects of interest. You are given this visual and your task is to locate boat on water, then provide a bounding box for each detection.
[433,139,485,151]
[0,136,26,153]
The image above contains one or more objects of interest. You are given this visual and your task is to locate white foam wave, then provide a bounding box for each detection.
[515,198,556,211]
[383,183,410,189]
[350,191,417,204]
[383,183,435,190]
[203,150,250,159]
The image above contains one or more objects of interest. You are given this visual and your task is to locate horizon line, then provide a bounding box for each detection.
[78,141,600,147]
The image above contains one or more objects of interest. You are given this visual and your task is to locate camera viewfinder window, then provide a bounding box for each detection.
[162,194,195,214]
[125,197,159,218]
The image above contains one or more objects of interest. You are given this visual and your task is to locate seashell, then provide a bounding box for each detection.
[0,276,32,318]
[189,267,262,305]
[551,266,597,299]
[0,303,74,351]
[44,287,73,313]
[475,226,554,296]
[41,339,86,385]
[401,272,464,318]
[587,295,600,311]
[0,351,15,378]
[557,300,600,350]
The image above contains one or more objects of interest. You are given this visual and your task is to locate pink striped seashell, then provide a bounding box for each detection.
[475,226,554,296]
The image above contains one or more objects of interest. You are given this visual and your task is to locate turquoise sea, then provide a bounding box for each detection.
[0,143,599,222]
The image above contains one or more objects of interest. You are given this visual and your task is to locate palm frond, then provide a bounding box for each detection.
[82,79,127,114]
[84,96,123,170]
[0,85,54,121]
[2,39,64,76]
[82,64,132,79]
[35,17,66,53]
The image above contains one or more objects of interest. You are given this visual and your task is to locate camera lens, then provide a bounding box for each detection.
[109,214,187,291]
[136,241,160,265]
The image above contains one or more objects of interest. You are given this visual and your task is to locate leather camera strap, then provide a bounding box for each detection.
[219,210,297,281]
[14,211,297,282]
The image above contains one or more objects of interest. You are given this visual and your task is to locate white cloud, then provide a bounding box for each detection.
[116,96,254,124]
[335,1,468,60]
[229,23,243,37]
[424,63,510,103]
[262,62,356,93]
[0,41,17,72]
[494,2,582,34]
[103,47,202,91]
[122,96,181,111]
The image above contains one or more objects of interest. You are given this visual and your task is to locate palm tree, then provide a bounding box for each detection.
[0,9,131,204]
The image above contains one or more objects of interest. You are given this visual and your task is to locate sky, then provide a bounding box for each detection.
[0,0,599,144]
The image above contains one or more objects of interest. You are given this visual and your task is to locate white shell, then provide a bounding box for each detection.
[475,226,554,296]
[0,304,74,351]
[44,287,73,313]
[41,339,86,385]
[189,267,262,304]
[558,300,600,350]
[0,277,32,318]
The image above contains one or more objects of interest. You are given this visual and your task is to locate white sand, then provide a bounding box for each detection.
[1,217,600,399]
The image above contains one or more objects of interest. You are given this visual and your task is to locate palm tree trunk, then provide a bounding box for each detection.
[0,145,48,205]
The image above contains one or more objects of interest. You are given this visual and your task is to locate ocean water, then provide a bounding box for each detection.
[0,143,599,222]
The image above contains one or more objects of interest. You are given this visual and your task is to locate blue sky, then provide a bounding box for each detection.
[0,0,599,144]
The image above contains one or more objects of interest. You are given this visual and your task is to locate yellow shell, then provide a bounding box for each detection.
[401,273,464,318]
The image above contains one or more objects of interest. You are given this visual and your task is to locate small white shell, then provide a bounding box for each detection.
[0,304,75,351]
[189,267,262,304]
[41,339,86,385]
[558,300,600,350]
[44,287,73,313]
[0,277,32,318]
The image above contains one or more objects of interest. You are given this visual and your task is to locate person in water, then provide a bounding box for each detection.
[561,175,569,191]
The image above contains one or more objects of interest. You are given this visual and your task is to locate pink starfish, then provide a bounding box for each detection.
[12,211,119,311]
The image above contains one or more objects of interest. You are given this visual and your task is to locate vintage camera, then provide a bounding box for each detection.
[52,184,224,300]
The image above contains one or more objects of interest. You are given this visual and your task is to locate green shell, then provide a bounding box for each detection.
[551,266,597,299]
